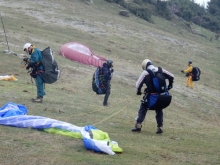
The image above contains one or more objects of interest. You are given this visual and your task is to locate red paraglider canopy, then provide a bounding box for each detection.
[59,42,106,67]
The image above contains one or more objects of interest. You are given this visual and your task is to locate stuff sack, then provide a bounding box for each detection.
[41,47,60,84]
[142,67,172,110]
[192,67,201,81]
[92,66,107,94]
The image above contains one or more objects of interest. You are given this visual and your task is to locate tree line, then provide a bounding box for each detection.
[105,0,220,34]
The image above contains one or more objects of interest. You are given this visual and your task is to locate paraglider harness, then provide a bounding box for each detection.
[21,47,60,84]
[92,65,113,95]
[141,67,172,110]
[21,59,44,81]
[192,67,201,81]
[186,67,201,81]
[92,66,107,94]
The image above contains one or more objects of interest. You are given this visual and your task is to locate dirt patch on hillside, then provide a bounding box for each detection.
[0,0,200,51]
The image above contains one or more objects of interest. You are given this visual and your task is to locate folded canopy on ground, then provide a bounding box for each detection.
[0,75,17,81]
[59,42,106,67]
[0,102,122,155]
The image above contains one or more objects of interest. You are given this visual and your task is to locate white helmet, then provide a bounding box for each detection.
[142,59,152,70]
[23,43,31,51]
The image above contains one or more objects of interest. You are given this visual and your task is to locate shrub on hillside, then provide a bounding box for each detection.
[201,15,220,32]
[156,0,172,20]
[127,3,153,22]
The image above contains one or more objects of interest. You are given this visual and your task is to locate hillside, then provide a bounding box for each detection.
[0,0,220,165]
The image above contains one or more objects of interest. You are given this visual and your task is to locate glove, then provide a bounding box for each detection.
[26,64,31,70]
[136,91,142,95]
[181,70,184,73]
[23,58,29,62]
[168,85,173,90]
[111,69,114,73]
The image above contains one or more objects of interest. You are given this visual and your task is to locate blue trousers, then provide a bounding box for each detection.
[136,104,163,128]
[35,74,45,98]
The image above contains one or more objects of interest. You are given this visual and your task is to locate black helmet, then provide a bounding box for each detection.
[106,59,113,67]
[188,60,192,64]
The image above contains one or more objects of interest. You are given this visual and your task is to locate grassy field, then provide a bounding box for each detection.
[0,0,220,164]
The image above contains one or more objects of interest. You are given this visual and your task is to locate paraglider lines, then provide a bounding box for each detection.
[93,98,135,125]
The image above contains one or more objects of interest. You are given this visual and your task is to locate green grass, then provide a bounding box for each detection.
[0,0,220,164]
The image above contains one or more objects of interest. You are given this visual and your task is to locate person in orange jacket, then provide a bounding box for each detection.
[181,60,194,89]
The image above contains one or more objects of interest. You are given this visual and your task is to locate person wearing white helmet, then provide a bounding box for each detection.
[181,60,194,89]
[102,59,114,106]
[23,43,45,103]
[132,59,174,134]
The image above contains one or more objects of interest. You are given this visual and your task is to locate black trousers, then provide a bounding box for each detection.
[136,103,163,128]
[103,81,111,105]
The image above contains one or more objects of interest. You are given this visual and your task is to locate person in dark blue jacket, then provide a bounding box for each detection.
[23,43,45,103]
[102,59,114,106]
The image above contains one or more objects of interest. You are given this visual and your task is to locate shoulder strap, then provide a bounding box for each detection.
[146,68,155,78]
[147,67,162,79]
[157,67,168,92]
[158,67,162,73]
[147,69,160,93]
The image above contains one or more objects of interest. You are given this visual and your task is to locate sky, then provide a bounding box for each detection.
[194,0,210,8]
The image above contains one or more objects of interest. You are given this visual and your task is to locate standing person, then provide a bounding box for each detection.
[181,60,194,89]
[23,43,45,103]
[103,59,114,106]
[131,59,174,134]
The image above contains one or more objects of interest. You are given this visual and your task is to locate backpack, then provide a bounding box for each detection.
[92,66,107,95]
[142,67,172,110]
[41,47,60,84]
[192,67,201,81]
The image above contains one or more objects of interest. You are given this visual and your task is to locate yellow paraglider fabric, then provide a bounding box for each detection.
[0,75,17,81]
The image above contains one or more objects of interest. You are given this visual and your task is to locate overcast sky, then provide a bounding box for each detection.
[194,0,210,7]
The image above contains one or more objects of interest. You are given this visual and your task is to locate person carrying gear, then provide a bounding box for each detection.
[181,60,194,89]
[102,59,114,106]
[23,43,45,103]
[132,59,174,134]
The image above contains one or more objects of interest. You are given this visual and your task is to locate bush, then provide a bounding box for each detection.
[191,16,201,25]
[201,15,220,32]
[127,3,153,22]
[105,0,115,2]
[156,1,172,20]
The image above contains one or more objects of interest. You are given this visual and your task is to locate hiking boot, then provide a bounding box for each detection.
[32,96,41,101]
[156,127,163,134]
[131,124,142,133]
[32,97,43,103]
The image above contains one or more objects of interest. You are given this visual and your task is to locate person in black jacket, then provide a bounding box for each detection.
[102,59,114,106]
[132,59,174,134]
